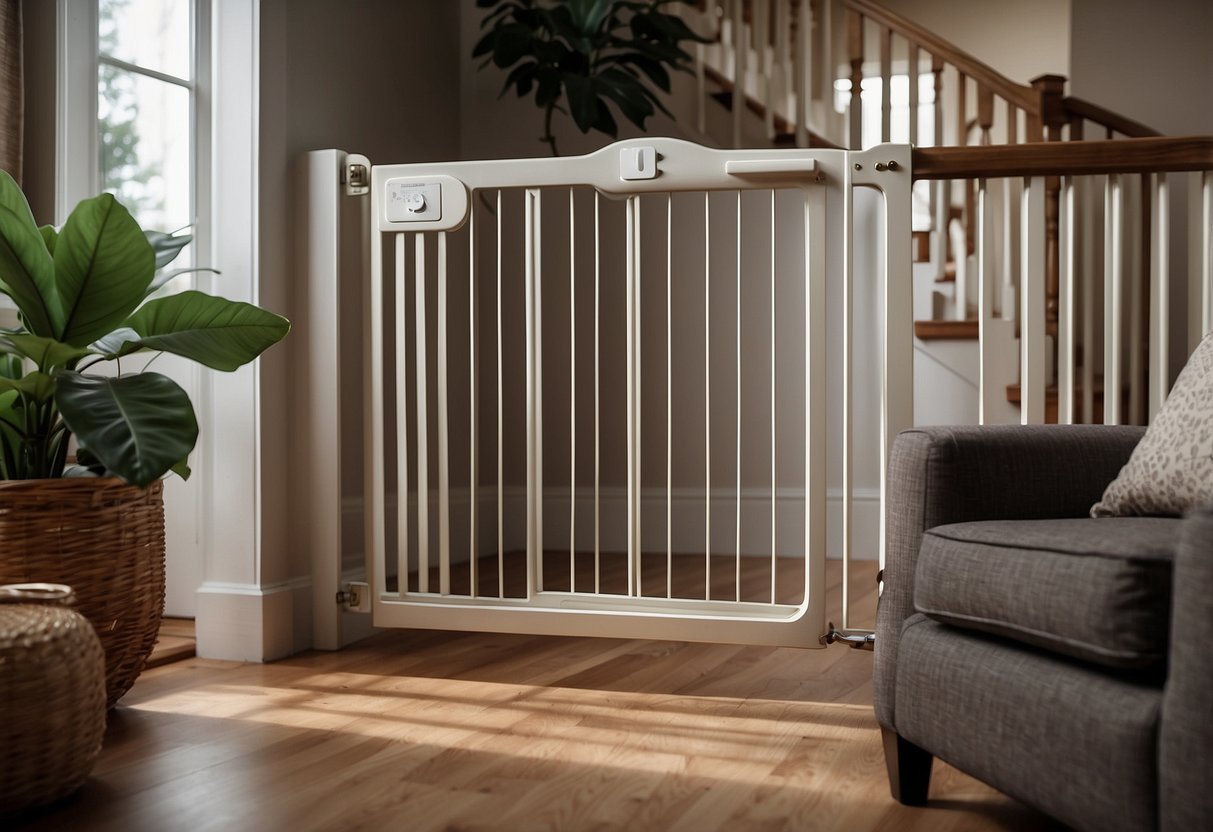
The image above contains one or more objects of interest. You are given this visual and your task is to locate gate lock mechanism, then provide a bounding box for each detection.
[822,623,875,650]
[336,581,371,613]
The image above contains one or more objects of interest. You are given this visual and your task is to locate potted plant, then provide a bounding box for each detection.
[0,171,289,707]
[473,0,708,156]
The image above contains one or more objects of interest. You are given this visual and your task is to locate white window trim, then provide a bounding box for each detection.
[55,0,98,221]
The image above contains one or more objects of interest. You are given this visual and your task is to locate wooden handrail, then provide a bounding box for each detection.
[841,0,1039,114]
[911,136,1213,180]
[1063,97,1162,139]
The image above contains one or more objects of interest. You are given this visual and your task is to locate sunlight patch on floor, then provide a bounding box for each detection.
[130,671,878,784]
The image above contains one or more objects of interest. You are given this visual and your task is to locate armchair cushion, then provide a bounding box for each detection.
[914,517,1179,669]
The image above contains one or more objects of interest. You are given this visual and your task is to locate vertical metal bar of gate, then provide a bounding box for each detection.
[496,190,505,596]
[626,195,642,597]
[469,199,479,596]
[414,234,429,591]
[396,234,411,595]
[570,190,577,592]
[666,194,674,599]
[525,188,543,597]
[704,191,712,599]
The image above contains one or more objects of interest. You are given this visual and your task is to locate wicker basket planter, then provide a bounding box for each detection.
[0,479,165,709]
[0,583,107,816]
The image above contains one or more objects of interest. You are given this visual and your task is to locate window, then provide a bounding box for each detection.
[97,0,196,267]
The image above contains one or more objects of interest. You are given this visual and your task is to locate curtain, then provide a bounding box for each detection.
[0,0,21,184]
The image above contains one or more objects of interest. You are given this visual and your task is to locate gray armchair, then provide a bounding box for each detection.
[875,424,1212,832]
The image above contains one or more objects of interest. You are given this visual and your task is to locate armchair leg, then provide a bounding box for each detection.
[881,727,933,806]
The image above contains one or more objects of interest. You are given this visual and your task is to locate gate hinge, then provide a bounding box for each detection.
[821,623,875,650]
[336,581,371,613]
[343,153,371,197]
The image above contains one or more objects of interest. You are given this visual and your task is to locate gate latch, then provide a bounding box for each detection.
[336,581,371,613]
[344,153,371,197]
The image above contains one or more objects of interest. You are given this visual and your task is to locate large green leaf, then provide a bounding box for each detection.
[0,390,21,478]
[39,225,58,256]
[0,172,61,336]
[145,266,218,299]
[564,74,600,132]
[89,326,143,359]
[54,193,155,347]
[0,352,22,380]
[123,291,290,371]
[0,333,92,371]
[55,371,198,487]
[145,229,191,270]
[0,371,55,403]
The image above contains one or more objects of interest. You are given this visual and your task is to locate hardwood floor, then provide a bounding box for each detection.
[10,560,1062,832]
[145,617,196,669]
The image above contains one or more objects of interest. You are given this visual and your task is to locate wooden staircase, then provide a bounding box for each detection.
[682,0,1212,426]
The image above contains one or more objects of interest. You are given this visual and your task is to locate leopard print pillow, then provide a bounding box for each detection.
[1092,332,1213,517]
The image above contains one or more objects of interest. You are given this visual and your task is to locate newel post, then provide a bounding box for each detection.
[1031,74,1069,142]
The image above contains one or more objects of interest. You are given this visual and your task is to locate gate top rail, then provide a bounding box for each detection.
[370,138,908,233]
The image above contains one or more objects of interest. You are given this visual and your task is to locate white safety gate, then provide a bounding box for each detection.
[308,138,912,649]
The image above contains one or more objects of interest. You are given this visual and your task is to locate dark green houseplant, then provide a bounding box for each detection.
[473,0,708,155]
[0,171,288,487]
[0,171,288,707]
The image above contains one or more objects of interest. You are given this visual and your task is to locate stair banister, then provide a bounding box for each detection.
[913,136,1213,425]
[1064,97,1163,140]
[691,0,1195,425]
[912,137,1213,179]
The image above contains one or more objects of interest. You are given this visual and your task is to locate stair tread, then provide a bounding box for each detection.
[1006,378,1111,401]
[914,319,978,340]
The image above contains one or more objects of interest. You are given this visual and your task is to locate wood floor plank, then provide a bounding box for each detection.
[9,559,1064,832]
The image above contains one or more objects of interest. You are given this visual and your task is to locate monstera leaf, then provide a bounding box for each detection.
[56,371,198,487]
[53,193,155,346]
[121,291,291,371]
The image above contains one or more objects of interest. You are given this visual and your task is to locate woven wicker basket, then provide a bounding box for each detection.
[0,583,107,816]
[0,478,165,709]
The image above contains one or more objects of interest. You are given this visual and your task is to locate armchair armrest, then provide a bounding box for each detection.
[1160,504,1213,832]
[874,424,1145,729]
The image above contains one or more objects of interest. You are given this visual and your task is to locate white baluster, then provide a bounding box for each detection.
[1058,178,1076,425]
[1105,174,1125,425]
[1020,177,1047,425]
[732,0,745,148]
[795,0,809,148]
[1149,174,1170,420]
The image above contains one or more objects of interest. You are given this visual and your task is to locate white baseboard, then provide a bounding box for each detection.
[196,576,312,662]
